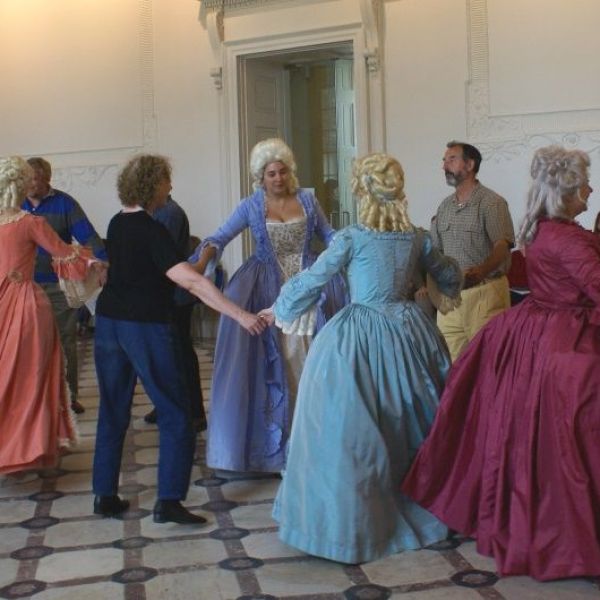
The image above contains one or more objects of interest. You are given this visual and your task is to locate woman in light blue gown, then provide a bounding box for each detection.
[260,153,463,564]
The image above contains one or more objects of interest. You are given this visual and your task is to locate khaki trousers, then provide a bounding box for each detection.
[41,283,79,401]
[437,276,510,362]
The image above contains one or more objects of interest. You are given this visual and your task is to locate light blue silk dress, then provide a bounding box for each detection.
[272,224,462,564]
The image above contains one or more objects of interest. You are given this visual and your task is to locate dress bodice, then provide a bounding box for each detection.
[274,225,462,323]
[189,189,335,282]
[526,219,600,311]
[0,213,90,284]
[0,214,44,281]
[344,228,423,306]
[266,218,306,282]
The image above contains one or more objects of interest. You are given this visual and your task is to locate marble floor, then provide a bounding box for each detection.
[1,337,599,600]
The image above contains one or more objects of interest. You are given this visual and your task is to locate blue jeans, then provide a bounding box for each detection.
[92,316,195,500]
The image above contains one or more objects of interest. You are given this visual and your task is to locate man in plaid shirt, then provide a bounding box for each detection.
[430,141,515,361]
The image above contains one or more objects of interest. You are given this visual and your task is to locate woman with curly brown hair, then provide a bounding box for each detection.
[92,154,266,525]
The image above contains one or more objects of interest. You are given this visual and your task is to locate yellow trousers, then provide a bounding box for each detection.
[437,276,510,361]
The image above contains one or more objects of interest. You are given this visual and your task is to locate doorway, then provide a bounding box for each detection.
[239,42,357,231]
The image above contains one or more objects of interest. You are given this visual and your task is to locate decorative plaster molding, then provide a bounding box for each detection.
[198,0,384,81]
[479,131,600,163]
[53,164,118,192]
[359,0,382,73]
[466,0,600,156]
[201,0,282,10]
[205,9,224,90]
[140,0,158,149]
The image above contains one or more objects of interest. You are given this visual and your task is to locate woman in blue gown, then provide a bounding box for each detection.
[261,153,462,564]
[190,139,346,474]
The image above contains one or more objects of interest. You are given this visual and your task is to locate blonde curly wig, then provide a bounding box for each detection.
[0,156,33,211]
[249,138,299,193]
[351,153,412,232]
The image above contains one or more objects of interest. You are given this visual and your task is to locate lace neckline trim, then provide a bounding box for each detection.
[266,216,307,225]
[0,210,27,226]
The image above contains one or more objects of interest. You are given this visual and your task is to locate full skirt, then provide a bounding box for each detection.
[206,257,346,472]
[0,280,76,474]
[402,297,600,580]
[273,302,449,563]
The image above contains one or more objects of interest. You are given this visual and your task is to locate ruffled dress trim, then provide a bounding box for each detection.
[53,247,98,309]
[0,209,27,225]
[52,246,93,278]
[276,307,317,336]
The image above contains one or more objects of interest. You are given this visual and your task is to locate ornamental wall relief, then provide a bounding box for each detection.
[466,0,600,161]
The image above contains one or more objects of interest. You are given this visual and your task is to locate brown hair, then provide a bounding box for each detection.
[117,154,172,208]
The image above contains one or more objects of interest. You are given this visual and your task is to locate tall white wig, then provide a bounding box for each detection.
[249,138,299,193]
[0,156,33,211]
[517,146,590,246]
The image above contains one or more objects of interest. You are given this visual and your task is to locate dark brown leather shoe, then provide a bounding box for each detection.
[93,495,130,517]
[153,500,207,525]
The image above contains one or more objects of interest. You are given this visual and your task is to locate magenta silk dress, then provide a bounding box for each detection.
[402,218,600,581]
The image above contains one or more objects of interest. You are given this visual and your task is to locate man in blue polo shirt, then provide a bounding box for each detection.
[22,157,107,414]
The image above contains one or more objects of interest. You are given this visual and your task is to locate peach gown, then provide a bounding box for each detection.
[0,211,90,474]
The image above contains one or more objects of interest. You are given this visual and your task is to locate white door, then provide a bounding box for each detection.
[240,59,290,196]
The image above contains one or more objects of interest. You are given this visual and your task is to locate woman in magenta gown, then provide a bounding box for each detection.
[402,145,600,581]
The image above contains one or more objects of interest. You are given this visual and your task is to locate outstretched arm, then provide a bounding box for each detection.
[166,262,266,335]
[188,198,252,272]
[190,245,217,275]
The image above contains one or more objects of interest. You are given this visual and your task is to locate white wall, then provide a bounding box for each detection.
[1,0,599,252]
[385,0,600,231]
[385,0,469,227]
[0,0,224,241]
[152,0,225,240]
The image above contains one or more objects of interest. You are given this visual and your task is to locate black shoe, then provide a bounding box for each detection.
[153,500,207,525]
[71,400,85,414]
[193,417,207,432]
[93,495,130,517]
[144,409,157,424]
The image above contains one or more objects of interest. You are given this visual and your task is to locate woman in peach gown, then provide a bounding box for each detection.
[0,156,96,475]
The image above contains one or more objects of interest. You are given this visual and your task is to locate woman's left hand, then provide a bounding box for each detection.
[91,260,109,286]
[237,310,268,335]
[257,308,275,327]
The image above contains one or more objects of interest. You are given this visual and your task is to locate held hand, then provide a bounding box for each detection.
[238,311,268,335]
[191,259,207,275]
[463,266,486,289]
[91,261,108,286]
[257,308,275,327]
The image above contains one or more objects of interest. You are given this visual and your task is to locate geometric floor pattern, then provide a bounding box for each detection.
[1,336,600,599]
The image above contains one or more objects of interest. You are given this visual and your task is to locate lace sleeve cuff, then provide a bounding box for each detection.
[275,306,317,336]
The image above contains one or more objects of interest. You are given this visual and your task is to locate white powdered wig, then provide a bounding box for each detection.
[249,138,299,193]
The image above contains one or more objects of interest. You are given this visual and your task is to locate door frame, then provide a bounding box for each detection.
[207,15,385,269]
